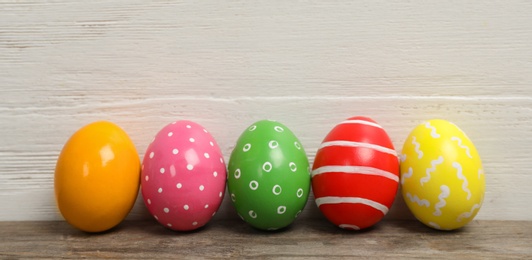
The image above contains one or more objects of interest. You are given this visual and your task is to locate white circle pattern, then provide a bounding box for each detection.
[272,185,282,195]
[263,162,272,172]
[228,121,310,228]
[249,210,257,218]
[249,180,259,190]
[289,162,297,172]
[297,188,304,198]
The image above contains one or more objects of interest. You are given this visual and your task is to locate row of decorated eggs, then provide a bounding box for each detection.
[54,117,484,233]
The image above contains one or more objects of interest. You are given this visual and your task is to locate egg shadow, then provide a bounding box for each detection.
[305,216,384,235]
[217,217,299,236]
[41,219,141,239]
[301,197,382,235]
[136,218,216,237]
[390,219,469,235]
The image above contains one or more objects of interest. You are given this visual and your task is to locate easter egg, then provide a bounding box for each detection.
[312,116,399,230]
[141,120,227,231]
[227,120,310,230]
[55,121,140,232]
[400,119,485,230]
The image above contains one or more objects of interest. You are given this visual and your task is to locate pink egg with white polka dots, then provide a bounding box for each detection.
[141,120,227,231]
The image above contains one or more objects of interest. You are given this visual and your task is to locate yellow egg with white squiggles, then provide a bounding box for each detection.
[400,119,485,230]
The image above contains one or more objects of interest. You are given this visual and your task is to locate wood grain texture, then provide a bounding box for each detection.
[1,1,531,221]
[1,219,531,259]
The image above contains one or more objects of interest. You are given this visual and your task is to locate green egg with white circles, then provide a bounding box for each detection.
[228,120,311,230]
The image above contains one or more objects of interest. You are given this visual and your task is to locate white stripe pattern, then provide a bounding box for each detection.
[312,165,399,182]
[315,196,389,215]
[319,141,397,156]
[339,224,360,230]
[339,120,383,129]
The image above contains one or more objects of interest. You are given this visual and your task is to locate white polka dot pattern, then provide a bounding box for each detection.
[141,120,227,231]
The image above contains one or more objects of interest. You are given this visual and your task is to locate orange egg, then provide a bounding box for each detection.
[54,121,140,232]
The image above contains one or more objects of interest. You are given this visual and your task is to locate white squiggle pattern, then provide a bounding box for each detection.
[428,222,441,229]
[401,167,413,185]
[406,193,430,207]
[425,122,441,138]
[453,162,471,200]
[478,168,484,179]
[433,185,450,216]
[412,136,423,159]
[428,222,451,231]
[420,156,444,186]
[456,204,481,222]
[451,136,473,158]
[399,154,407,163]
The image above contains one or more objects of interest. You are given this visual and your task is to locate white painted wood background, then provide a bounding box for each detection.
[1,1,531,222]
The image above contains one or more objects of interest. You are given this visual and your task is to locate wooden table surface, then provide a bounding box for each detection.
[1,219,531,259]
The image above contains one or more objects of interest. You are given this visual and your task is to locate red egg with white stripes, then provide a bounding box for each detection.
[141,120,227,231]
[311,116,399,230]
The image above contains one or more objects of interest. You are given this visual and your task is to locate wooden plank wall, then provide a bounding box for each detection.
[1,1,531,221]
